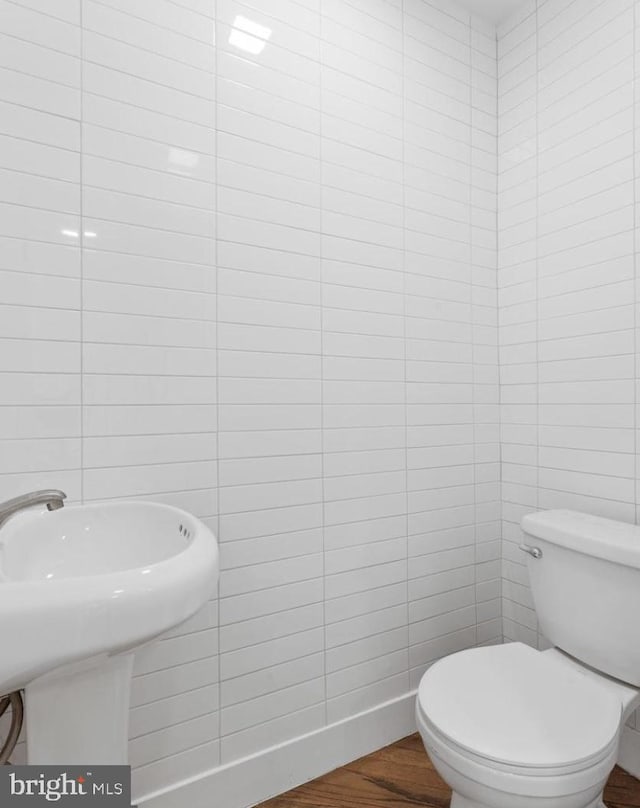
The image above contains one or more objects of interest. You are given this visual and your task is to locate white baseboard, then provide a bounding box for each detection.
[138,691,418,808]
[618,725,640,779]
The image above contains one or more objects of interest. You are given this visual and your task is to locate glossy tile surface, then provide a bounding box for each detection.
[0,0,498,802]
[497,0,640,766]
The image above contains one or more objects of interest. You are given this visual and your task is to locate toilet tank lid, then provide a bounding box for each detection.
[522,510,640,569]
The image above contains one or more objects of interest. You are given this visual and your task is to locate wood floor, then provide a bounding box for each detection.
[258,734,640,808]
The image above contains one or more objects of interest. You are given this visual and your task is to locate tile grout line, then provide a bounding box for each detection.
[319,0,329,728]
[633,0,638,734]
[80,0,84,506]
[469,13,478,650]
[535,0,541,650]
[400,0,411,688]
[214,0,223,765]
[495,16,504,643]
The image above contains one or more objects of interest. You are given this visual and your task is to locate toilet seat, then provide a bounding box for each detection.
[419,713,616,781]
[417,643,622,774]
[416,707,617,804]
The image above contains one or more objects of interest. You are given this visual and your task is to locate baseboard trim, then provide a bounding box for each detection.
[618,725,640,779]
[137,690,418,808]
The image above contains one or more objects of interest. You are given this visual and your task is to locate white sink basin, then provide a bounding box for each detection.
[0,501,219,764]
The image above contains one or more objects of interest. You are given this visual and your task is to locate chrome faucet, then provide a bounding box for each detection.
[0,490,67,529]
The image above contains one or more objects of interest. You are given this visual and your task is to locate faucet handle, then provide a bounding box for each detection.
[519,543,543,559]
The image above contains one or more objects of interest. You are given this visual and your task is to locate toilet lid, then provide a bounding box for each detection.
[418,643,622,769]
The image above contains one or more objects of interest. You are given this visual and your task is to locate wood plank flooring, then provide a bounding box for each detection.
[258,734,640,808]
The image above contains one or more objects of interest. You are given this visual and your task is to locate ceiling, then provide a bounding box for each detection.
[455,0,528,24]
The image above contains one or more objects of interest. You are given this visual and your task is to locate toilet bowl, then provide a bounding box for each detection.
[416,510,640,808]
[417,643,640,808]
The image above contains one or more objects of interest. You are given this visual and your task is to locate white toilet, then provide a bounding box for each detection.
[416,509,640,808]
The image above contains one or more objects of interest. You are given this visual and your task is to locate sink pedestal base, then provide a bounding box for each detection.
[25,653,134,765]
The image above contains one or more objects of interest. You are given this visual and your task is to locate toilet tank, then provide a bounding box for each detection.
[521,509,640,686]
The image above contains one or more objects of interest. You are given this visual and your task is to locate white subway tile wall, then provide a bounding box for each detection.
[497,0,640,744]
[81,0,219,793]
[0,0,499,800]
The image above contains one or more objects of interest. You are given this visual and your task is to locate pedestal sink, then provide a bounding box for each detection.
[0,501,219,765]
